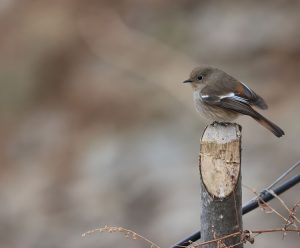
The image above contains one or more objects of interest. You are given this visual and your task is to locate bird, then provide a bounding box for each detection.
[183,66,285,137]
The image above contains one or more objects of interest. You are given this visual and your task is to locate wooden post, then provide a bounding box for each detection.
[200,123,243,248]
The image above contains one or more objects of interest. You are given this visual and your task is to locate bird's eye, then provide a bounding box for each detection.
[197,75,203,80]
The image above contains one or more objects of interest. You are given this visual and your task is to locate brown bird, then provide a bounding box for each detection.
[183,66,284,137]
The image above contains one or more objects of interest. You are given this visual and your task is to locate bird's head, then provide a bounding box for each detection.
[183,66,216,90]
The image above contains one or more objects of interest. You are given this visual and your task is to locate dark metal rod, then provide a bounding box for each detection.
[170,173,300,248]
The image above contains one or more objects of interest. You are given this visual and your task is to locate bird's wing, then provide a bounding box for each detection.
[201,80,268,110]
[234,82,268,110]
[200,85,260,118]
[199,85,285,137]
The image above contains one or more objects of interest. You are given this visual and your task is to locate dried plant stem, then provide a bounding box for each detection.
[250,228,300,234]
[82,225,300,248]
[266,190,300,225]
[193,231,242,247]
[82,225,160,248]
[243,184,290,223]
[259,198,290,222]
[192,228,300,248]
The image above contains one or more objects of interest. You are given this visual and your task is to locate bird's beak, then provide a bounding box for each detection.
[183,79,192,83]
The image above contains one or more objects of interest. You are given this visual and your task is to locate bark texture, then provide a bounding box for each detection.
[200,123,243,248]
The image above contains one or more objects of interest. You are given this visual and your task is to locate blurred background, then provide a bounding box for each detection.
[0,1,299,247]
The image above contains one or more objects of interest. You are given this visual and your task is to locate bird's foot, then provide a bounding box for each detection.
[212,121,232,127]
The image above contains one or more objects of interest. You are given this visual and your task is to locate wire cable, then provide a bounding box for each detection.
[247,160,300,205]
[267,160,300,190]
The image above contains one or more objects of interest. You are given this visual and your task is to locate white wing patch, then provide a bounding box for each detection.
[220,92,235,99]
[201,92,249,104]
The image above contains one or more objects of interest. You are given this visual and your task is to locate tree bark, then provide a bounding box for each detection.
[200,123,243,248]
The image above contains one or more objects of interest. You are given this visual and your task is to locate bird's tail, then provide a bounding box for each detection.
[252,112,285,137]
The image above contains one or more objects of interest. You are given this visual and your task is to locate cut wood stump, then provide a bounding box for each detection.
[199,122,243,248]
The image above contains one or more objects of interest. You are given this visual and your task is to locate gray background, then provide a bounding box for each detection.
[0,1,299,247]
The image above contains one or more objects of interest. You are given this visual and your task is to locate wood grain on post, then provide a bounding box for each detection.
[200,123,243,248]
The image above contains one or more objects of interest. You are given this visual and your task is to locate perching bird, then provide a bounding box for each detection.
[183,66,284,137]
